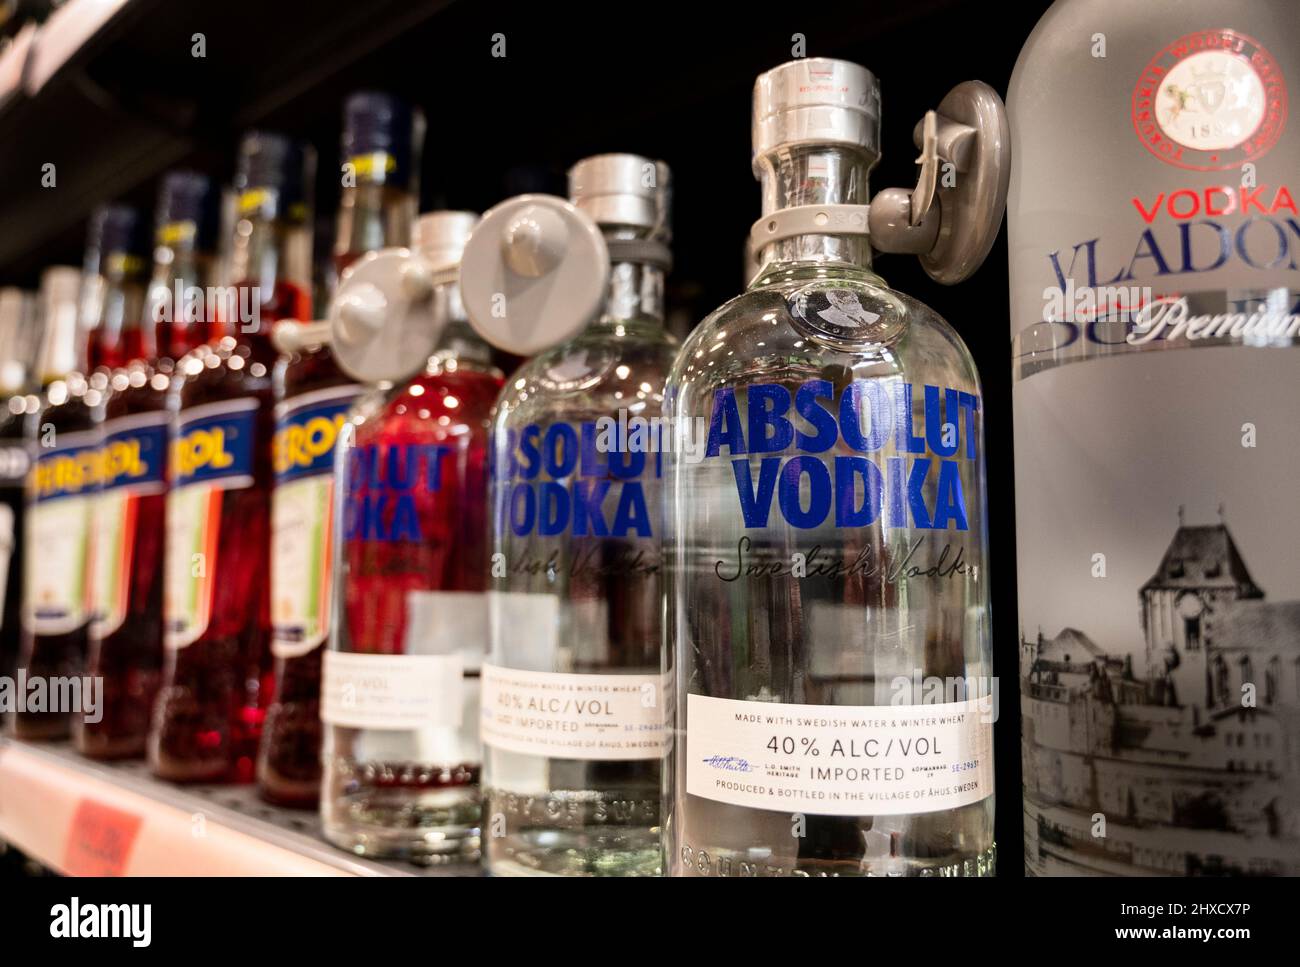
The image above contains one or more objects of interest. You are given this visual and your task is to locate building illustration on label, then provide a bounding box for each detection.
[1021,514,1300,875]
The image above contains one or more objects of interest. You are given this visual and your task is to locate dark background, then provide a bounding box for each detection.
[0,0,1058,868]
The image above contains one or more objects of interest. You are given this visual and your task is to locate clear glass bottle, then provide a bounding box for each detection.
[663,59,996,877]
[482,154,675,876]
[258,92,421,807]
[150,133,314,782]
[322,212,501,863]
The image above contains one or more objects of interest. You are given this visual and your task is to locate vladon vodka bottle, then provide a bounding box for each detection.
[473,155,675,876]
[322,211,501,862]
[665,58,1009,876]
[1011,0,1300,876]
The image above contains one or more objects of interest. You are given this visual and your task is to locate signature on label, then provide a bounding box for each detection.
[702,755,753,773]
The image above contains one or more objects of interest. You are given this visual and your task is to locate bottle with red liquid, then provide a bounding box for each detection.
[78,173,219,759]
[258,92,422,806]
[321,212,501,862]
[16,207,144,740]
[150,133,314,782]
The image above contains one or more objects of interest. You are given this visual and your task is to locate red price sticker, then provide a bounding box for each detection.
[64,799,143,877]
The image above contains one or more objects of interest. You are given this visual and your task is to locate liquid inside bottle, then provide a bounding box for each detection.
[664,59,996,877]
[150,133,314,782]
[322,212,500,863]
[78,193,171,759]
[482,155,676,876]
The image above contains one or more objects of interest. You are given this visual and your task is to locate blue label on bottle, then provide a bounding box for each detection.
[492,421,661,539]
[343,442,453,543]
[703,380,979,532]
[272,386,361,485]
[101,413,168,494]
[172,398,258,490]
[32,431,100,502]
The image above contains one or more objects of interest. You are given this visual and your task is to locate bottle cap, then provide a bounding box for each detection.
[342,91,424,190]
[568,153,670,238]
[87,204,150,262]
[752,58,881,164]
[413,210,478,269]
[157,170,221,252]
[327,212,476,383]
[235,130,315,222]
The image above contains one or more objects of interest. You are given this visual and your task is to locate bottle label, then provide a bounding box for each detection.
[343,440,454,542]
[685,693,994,816]
[701,380,980,532]
[480,663,671,760]
[491,420,661,539]
[92,412,168,638]
[270,385,359,658]
[164,399,257,649]
[25,430,98,635]
[321,651,465,730]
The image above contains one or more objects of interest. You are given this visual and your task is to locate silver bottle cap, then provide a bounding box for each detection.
[413,210,479,269]
[752,57,881,163]
[568,153,671,239]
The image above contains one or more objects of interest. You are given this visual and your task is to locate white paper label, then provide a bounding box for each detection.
[685,694,994,817]
[321,651,465,730]
[480,664,670,761]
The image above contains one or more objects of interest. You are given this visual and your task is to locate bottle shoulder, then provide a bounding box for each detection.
[172,337,276,409]
[495,323,678,425]
[672,270,982,398]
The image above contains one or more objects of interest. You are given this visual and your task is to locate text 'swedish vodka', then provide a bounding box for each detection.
[1010,0,1300,876]
[664,59,997,876]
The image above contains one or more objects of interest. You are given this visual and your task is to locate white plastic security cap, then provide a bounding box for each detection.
[458,193,609,357]
[327,215,473,384]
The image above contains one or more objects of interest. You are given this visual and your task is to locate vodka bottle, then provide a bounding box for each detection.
[478,154,675,876]
[258,92,421,806]
[150,132,314,782]
[1010,0,1300,876]
[78,173,218,759]
[664,58,1006,876]
[321,211,500,862]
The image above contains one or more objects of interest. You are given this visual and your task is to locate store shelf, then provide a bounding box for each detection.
[0,737,476,876]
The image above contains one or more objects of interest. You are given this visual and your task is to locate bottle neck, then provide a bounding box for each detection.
[432,282,494,367]
[753,145,874,276]
[591,234,665,329]
[88,253,148,371]
[149,240,218,360]
[334,182,415,275]
[227,207,313,338]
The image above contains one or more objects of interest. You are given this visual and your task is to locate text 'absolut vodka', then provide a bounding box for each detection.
[705,379,979,531]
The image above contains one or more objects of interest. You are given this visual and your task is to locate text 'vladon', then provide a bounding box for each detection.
[705,379,979,530]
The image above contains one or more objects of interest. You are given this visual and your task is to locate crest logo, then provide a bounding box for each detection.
[1132,30,1286,171]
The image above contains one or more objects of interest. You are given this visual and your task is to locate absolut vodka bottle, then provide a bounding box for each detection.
[322,211,500,862]
[1011,0,1300,876]
[482,154,675,877]
[664,59,997,877]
